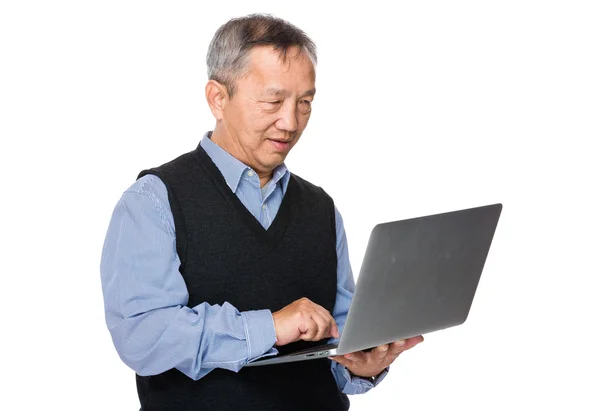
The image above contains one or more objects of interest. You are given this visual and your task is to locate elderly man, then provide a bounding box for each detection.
[101,13,423,411]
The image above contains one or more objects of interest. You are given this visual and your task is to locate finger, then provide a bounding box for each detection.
[305,300,329,321]
[329,355,351,368]
[313,305,339,339]
[401,336,424,351]
[343,351,366,363]
[313,309,339,340]
[322,316,339,339]
[382,352,401,367]
[389,340,406,355]
[305,310,333,341]
[300,315,319,340]
[309,311,331,340]
[375,344,390,360]
[328,318,340,339]
[408,335,425,346]
[312,303,330,318]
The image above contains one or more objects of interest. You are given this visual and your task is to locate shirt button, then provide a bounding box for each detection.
[247,170,254,177]
[262,204,267,210]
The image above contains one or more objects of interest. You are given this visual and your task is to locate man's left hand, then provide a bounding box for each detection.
[329,335,424,379]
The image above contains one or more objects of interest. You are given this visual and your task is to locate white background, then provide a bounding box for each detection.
[1,1,598,410]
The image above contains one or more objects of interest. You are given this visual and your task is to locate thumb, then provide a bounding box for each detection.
[331,322,340,339]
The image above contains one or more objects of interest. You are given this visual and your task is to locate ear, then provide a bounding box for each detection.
[205,80,229,120]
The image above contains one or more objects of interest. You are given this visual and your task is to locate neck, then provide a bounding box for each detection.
[210,127,273,188]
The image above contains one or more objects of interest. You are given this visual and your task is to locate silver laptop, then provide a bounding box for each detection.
[244,203,502,367]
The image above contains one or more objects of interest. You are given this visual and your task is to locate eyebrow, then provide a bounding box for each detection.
[301,88,316,98]
[263,87,316,98]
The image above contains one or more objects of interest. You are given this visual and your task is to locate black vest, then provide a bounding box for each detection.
[135,142,350,411]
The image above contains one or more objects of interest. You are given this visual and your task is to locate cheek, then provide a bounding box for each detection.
[298,110,312,126]
[298,116,310,131]
[246,109,276,132]
[254,122,281,143]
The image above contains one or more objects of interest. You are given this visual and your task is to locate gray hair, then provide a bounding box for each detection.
[207,14,317,96]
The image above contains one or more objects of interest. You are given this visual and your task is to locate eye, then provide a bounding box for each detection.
[261,100,282,112]
[299,100,312,113]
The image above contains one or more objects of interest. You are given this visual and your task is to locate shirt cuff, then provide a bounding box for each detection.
[241,309,278,361]
[336,363,390,395]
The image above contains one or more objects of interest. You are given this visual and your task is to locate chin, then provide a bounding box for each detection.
[263,155,287,169]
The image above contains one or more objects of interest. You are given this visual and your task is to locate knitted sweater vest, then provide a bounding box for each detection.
[135,143,350,411]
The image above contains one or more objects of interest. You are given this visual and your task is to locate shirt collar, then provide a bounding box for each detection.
[200,131,291,193]
[271,163,291,193]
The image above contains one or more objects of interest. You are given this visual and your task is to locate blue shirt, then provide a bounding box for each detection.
[100,133,388,395]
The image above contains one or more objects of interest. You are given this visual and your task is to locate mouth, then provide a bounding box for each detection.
[268,138,293,152]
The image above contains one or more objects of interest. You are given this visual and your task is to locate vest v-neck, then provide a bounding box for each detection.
[191,145,294,247]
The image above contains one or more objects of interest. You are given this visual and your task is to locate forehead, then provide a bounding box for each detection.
[244,45,316,93]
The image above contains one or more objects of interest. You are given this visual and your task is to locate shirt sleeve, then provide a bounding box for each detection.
[329,206,389,394]
[100,175,278,381]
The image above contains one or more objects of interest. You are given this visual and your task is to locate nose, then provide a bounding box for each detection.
[275,101,298,132]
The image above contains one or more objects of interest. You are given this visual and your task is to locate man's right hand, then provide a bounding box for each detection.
[272,297,339,346]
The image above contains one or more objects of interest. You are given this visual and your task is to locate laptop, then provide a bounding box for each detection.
[243,203,502,367]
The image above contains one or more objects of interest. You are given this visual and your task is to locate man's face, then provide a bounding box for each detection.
[221,46,316,173]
